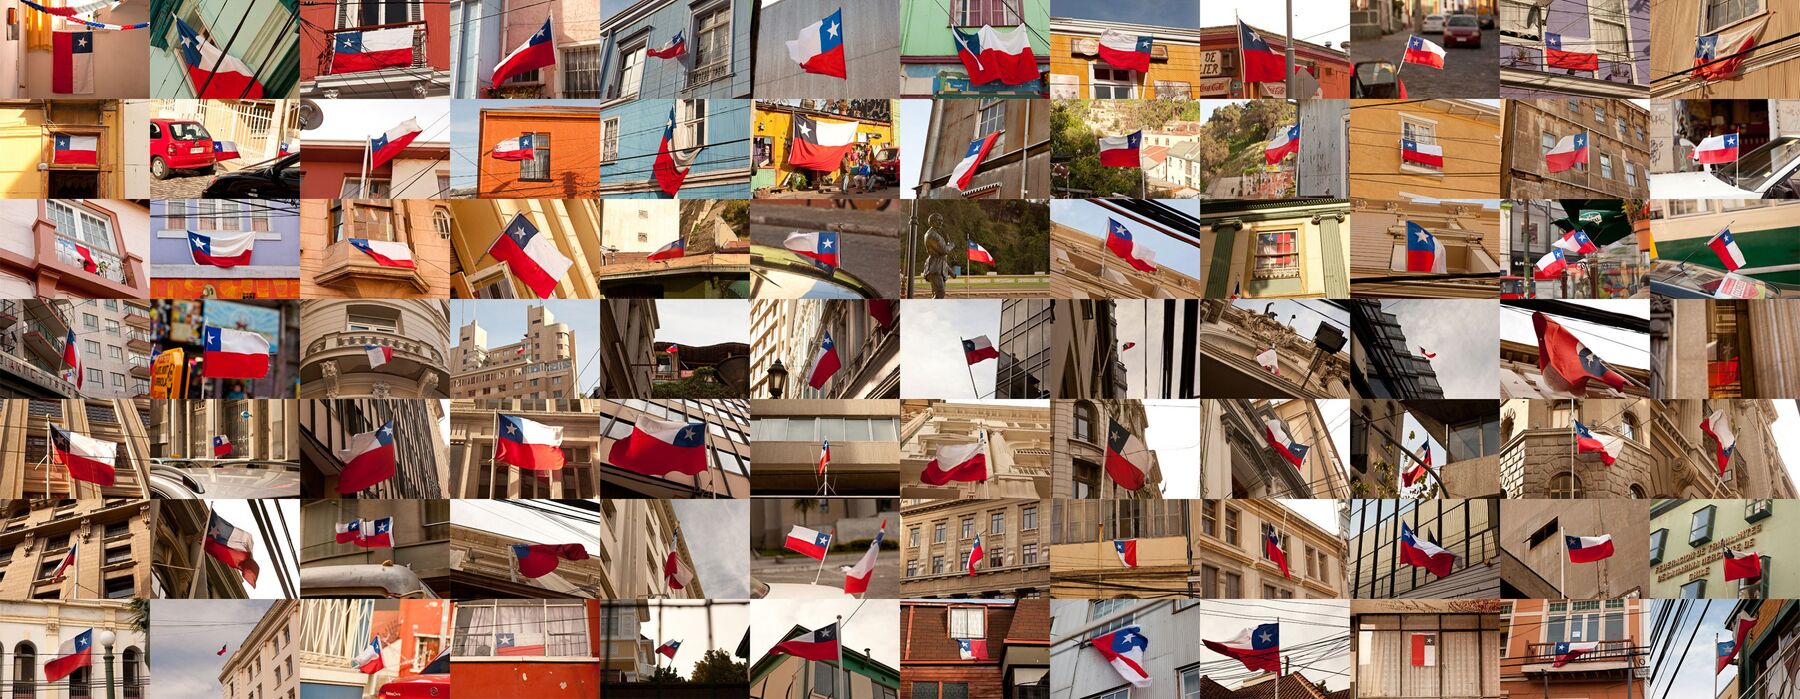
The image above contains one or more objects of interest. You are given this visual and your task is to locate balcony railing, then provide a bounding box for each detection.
[1523,640,1637,670]
[55,237,128,285]
[317,21,430,77]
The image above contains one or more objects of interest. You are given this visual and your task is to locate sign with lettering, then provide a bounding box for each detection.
[1200,50,1223,77]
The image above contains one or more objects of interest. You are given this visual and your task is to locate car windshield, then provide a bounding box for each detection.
[1448,15,1477,26]
[421,651,450,675]
[168,122,210,140]
[1357,62,1398,84]
[1713,136,1800,191]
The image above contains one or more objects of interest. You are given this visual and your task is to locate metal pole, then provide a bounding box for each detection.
[836,615,847,699]
[104,637,115,699]
[1558,518,1567,599]
[1284,0,1295,98]
[963,340,981,398]
[812,527,832,584]
[1569,400,1576,499]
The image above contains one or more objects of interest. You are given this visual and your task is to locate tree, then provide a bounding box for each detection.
[690,648,749,684]
[648,665,686,683]
[1051,101,1145,197]
[792,498,817,528]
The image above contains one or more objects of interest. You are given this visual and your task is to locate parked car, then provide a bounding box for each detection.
[1351,61,1404,98]
[1648,136,1800,199]
[149,118,215,180]
[1421,14,1445,34]
[871,146,899,187]
[1478,12,1495,28]
[379,648,449,698]
[1444,14,1481,47]
[202,152,301,198]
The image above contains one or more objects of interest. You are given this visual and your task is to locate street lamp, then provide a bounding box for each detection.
[768,359,789,398]
[97,629,116,699]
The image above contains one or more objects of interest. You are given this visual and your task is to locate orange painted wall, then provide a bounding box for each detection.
[150,278,301,299]
[371,600,453,679]
[477,109,601,199]
[451,661,599,696]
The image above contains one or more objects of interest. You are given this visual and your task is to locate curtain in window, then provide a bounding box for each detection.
[546,603,589,655]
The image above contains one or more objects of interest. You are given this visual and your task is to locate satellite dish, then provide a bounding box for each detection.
[298,99,323,130]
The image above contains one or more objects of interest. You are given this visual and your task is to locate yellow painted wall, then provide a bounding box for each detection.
[0,102,121,199]
[751,107,895,185]
[1348,100,1502,201]
[1049,34,1202,99]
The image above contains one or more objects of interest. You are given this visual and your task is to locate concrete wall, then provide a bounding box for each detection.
[755,0,901,98]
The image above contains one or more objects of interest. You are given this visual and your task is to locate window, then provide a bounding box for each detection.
[949,608,985,638]
[104,319,119,336]
[1201,501,1217,537]
[338,0,418,27]
[678,99,707,151]
[932,555,944,574]
[1022,543,1037,564]
[612,44,646,98]
[1254,230,1299,275]
[520,133,552,181]
[906,560,918,577]
[432,208,451,239]
[961,518,973,539]
[83,339,99,357]
[1073,402,1094,442]
[1600,154,1613,179]
[1400,119,1440,171]
[1021,506,1037,530]
[1092,67,1135,99]
[1681,579,1706,598]
[1616,117,1627,135]
[976,100,1006,150]
[46,201,115,254]
[337,178,391,198]
[560,45,600,98]
[87,368,103,384]
[1224,507,1240,546]
[1072,459,1099,499]
[1180,667,1200,699]
[691,3,731,83]
[934,523,946,543]
[1540,132,1558,157]
[452,601,592,657]
[1567,99,1580,113]
[951,0,1021,27]
[601,118,619,163]
[811,660,837,698]
[1625,162,1637,187]
[1690,504,1716,546]
[908,527,920,547]
[1595,105,1606,124]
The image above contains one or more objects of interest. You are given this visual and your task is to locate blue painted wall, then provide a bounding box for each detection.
[602,99,750,198]
[597,0,753,101]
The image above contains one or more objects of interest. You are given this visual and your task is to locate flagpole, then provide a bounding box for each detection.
[836,615,847,699]
[1568,400,1576,500]
[961,339,980,398]
[1558,519,1567,600]
[1235,11,1247,98]
[46,423,53,498]
[1096,522,1105,596]
[811,527,832,584]
[360,133,371,198]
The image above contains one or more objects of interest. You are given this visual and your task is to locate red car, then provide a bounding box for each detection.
[871,147,899,185]
[1442,14,1481,48]
[150,118,216,180]
[379,648,449,698]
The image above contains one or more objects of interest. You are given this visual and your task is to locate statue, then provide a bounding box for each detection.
[920,212,954,299]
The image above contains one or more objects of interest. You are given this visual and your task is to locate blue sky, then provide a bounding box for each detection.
[449,299,602,394]
[1051,200,1202,279]
[899,98,931,195]
[1054,0,1198,26]
[1201,0,1350,48]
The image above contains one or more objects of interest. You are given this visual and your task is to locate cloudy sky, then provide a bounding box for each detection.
[901,299,1001,399]
[1201,600,1349,691]
[152,599,278,697]
[656,300,751,347]
[1230,300,1351,357]
[1382,299,1499,398]
[451,500,599,554]
[1398,411,1442,497]
[750,599,900,667]
[898,99,932,195]
[1266,399,1350,491]
[1052,200,1202,281]
[1145,400,1200,498]
[1500,300,1649,370]
[1654,600,1737,699]
[1200,0,1350,49]
[309,99,450,145]
[212,499,298,599]
[672,500,750,599]
[640,600,752,677]
[449,299,602,394]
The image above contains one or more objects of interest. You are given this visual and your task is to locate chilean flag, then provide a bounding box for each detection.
[45,630,92,682]
[949,132,1000,190]
[53,134,97,165]
[1204,624,1278,674]
[1093,626,1153,687]
[1405,221,1446,273]
[176,18,265,98]
[957,638,988,660]
[1105,218,1158,272]
[653,107,690,197]
[493,17,556,87]
[1097,29,1152,72]
[203,326,270,379]
[205,512,261,586]
[1264,529,1290,578]
[1693,17,1766,81]
[1532,311,1628,394]
[490,213,574,298]
[365,344,393,368]
[1264,124,1299,164]
[353,638,384,674]
[1544,33,1598,71]
[513,543,589,578]
[1402,35,1446,68]
[786,8,846,79]
[1553,641,1599,667]
[818,439,830,476]
[1534,248,1568,280]
[368,118,422,171]
[1401,138,1443,167]
[1719,616,1757,672]
[784,526,832,560]
[967,533,984,575]
[952,29,992,84]
[1399,522,1456,577]
[607,415,707,476]
[648,238,686,261]
[785,230,841,269]
[213,434,234,457]
[1103,418,1149,491]
[1262,418,1310,468]
[922,438,987,485]
[213,140,241,160]
[647,30,686,59]
[335,519,363,544]
[1693,133,1740,164]
[496,413,567,472]
[1573,420,1618,465]
[788,114,860,171]
[963,335,999,364]
[1552,228,1600,254]
[657,640,681,658]
[771,623,840,661]
[1097,131,1141,167]
[1707,227,1747,271]
[189,230,255,267]
[1565,534,1614,563]
[330,27,414,74]
[359,517,394,548]
[967,240,995,265]
[1402,443,1430,488]
[349,239,416,268]
[62,329,81,388]
[53,543,77,579]
[1545,133,1588,173]
[492,134,535,161]
[1702,409,1737,476]
[805,331,842,388]
[843,520,885,594]
[52,31,93,95]
[665,550,695,590]
[1724,547,1762,582]
[1113,539,1138,567]
[977,25,1039,85]
[64,239,98,274]
[1238,21,1286,82]
[51,419,118,486]
[334,421,397,494]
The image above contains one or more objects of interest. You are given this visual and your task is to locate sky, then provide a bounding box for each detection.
[308,100,451,145]
[449,299,603,394]
[1775,402,1800,481]
[901,299,1001,399]
[1145,400,1200,498]
[1051,200,1202,280]
[1382,299,1499,398]
[452,500,600,554]
[641,600,753,678]
[898,99,932,195]
[1200,0,1350,50]
[1499,300,1649,370]
[1653,600,1736,699]
[213,499,299,599]
[656,299,751,347]
[1053,0,1199,26]
[672,500,750,599]
[1201,600,1349,690]
[1398,410,1442,497]
[152,599,279,698]
[750,599,900,667]
[1230,300,1351,357]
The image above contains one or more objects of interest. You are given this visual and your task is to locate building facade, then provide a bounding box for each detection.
[596,200,750,298]
[446,199,602,299]
[1050,400,1160,499]
[748,498,900,551]
[1347,100,1503,201]
[901,499,1050,598]
[0,300,83,398]
[899,599,1049,699]
[298,200,453,298]
[1195,499,1347,599]
[899,0,1049,97]
[298,300,451,400]
[0,498,157,598]
[1047,599,1198,699]
[1499,599,1645,699]
[1197,301,1353,399]
[299,0,451,97]
[1649,499,1800,598]
[149,200,301,299]
[1351,600,1503,699]
[750,300,899,400]
[600,300,659,399]
[997,300,1052,399]
[1352,400,1503,499]
[0,102,127,198]
[1195,25,1351,98]
[751,632,900,699]
[1049,301,1124,399]
[148,398,298,485]
[1201,199,1350,299]
[1049,222,1204,299]
[1048,18,1200,99]
[751,101,896,194]
[900,400,1051,500]
[299,498,451,595]
[0,199,149,299]
[450,304,580,400]
[1499,500,1649,599]
[1500,0,1650,97]
[601,99,752,198]
[1503,99,1650,199]
[297,398,449,498]
[598,399,750,497]
[0,398,151,498]
[596,0,753,102]
[299,600,452,698]
[914,99,1051,199]
[1348,499,1501,599]
[598,499,705,599]
[748,400,899,495]
[299,141,452,199]
[0,602,146,697]
[449,399,600,498]
[1648,0,1797,98]
[219,601,299,699]
[450,504,602,598]
[150,0,298,98]
[1348,302,1445,400]
[1200,399,1350,499]
[1349,199,1504,297]
[477,105,602,198]
[65,299,155,399]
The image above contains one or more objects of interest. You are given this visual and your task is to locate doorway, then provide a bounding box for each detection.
[47,170,98,197]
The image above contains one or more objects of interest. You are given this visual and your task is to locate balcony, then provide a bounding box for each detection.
[128,355,151,379]
[1521,640,1637,674]
[312,21,449,98]
[313,238,431,294]
[55,235,129,285]
[124,309,150,331]
[21,319,68,365]
[126,329,153,354]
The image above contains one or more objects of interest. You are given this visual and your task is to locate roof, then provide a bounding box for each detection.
[1198,674,1348,699]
